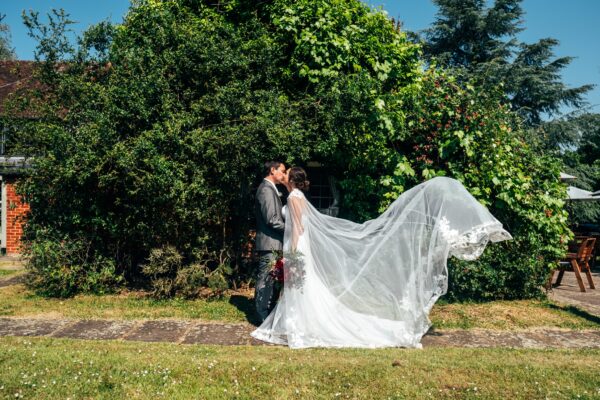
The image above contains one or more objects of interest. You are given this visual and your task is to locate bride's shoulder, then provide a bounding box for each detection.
[289,189,305,199]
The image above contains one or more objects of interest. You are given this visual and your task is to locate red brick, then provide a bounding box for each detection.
[2,178,29,255]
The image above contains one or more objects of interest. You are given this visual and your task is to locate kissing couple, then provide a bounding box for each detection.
[252,161,512,348]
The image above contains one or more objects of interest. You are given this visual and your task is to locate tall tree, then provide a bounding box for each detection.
[508,39,593,126]
[0,14,16,60]
[552,113,600,225]
[424,0,523,67]
[421,0,594,127]
[575,113,600,165]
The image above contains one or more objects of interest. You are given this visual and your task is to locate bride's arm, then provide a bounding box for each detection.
[287,195,306,251]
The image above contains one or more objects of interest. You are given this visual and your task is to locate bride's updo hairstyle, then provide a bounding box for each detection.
[288,167,310,192]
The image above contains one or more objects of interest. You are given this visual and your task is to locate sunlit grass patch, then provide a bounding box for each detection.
[0,269,18,278]
[0,336,599,399]
[0,284,254,323]
[1,284,598,331]
[430,299,600,330]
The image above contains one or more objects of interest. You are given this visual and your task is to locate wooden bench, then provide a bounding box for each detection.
[551,237,596,292]
[573,233,600,269]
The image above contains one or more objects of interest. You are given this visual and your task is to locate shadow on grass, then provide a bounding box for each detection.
[0,273,26,288]
[547,302,600,325]
[229,295,261,326]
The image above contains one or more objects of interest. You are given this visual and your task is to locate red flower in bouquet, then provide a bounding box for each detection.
[269,256,285,283]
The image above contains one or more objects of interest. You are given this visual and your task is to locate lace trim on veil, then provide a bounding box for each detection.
[438,216,512,261]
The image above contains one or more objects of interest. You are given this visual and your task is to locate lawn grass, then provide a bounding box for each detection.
[0,284,251,323]
[0,336,598,399]
[430,299,600,330]
[0,269,18,278]
[0,258,24,279]
[1,283,599,331]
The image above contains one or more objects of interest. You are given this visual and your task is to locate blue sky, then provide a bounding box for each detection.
[368,0,600,114]
[2,0,599,114]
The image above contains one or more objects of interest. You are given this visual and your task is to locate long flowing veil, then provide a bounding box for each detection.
[253,177,512,348]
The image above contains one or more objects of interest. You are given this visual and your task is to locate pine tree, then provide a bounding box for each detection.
[424,0,523,67]
[421,0,593,127]
[508,39,593,125]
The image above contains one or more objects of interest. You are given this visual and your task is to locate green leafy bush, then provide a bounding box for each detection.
[11,0,422,297]
[24,233,123,298]
[9,0,569,300]
[141,245,232,299]
[342,69,570,300]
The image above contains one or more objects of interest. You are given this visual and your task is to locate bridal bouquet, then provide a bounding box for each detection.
[268,250,306,290]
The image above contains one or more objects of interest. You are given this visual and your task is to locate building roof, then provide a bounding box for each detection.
[560,172,577,181]
[566,186,600,201]
[0,60,38,116]
[0,156,33,176]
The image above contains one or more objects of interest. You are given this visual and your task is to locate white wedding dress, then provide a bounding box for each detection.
[251,177,512,348]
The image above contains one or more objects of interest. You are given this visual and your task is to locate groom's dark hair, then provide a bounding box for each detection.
[262,161,283,178]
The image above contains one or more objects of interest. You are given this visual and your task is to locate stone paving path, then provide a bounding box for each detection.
[1,317,599,348]
[549,270,600,317]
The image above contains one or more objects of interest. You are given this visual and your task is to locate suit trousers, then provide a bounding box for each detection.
[255,251,280,322]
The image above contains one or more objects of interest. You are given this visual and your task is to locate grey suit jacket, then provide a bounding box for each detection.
[255,180,285,252]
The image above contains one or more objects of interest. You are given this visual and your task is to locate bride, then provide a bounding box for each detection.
[251,167,512,348]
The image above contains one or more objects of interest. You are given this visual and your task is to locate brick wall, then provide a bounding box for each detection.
[4,177,29,255]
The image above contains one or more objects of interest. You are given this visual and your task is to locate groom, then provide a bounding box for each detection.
[254,160,287,322]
